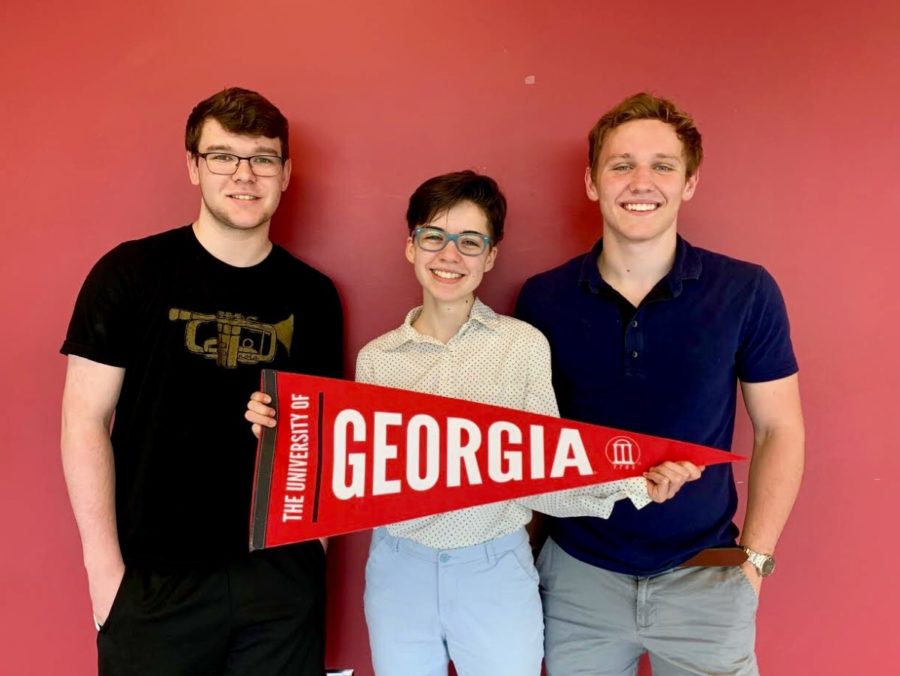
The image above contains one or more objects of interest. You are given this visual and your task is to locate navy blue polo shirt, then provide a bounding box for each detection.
[515,236,798,576]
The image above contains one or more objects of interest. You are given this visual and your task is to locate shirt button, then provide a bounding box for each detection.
[631,350,639,358]
[632,320,639,327]
[439,553,451,563]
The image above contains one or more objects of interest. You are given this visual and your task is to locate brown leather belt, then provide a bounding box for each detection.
[678,547,748,568]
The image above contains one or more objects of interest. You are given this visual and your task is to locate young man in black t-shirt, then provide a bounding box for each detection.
[61,88,343,675]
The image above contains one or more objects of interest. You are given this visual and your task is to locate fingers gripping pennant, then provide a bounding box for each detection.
[249,370,741,550]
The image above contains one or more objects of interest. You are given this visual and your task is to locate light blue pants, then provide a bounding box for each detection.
[538,537,759,676]
[363,527,544,676]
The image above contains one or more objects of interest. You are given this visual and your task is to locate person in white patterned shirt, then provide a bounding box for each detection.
[247,170,700,676]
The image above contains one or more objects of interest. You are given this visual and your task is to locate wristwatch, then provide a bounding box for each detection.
[742,546,776,577]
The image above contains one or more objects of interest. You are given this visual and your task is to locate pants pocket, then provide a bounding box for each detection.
[98,567,134,635]
[508,540,541,584]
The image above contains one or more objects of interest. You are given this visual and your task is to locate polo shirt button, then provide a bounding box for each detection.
[631,350,639,358]
[439,553,451,563]
[632,320,639,327]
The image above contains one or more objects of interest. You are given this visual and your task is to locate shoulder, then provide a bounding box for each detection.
[490,314,550,348]
[96,226,188,266]
[689,247,799,378]
[268,245,338,290]
[516,252,588,314]
[520,252,587,295]
[689,244,784,305]
[689,248,793,348]
[690,244,778,288]
[355,326,409,382]
[515,251,591,326]
[80,227,191,290]
[266,247,342,316]
[483,314,553,368]
[693,245,765,278]
[358,325,406,357]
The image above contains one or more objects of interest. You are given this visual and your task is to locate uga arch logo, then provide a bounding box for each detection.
[605,436,641,469]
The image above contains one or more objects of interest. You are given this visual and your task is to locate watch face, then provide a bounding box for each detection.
[760,557,776,576]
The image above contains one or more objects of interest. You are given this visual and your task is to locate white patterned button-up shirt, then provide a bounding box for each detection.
[355,298,650,549]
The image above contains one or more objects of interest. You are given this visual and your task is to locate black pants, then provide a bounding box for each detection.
[97,543,326,675]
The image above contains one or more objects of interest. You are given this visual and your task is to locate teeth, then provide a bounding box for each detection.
[623,203,658,212]
[231,195,257,200]
[433,270,463,280]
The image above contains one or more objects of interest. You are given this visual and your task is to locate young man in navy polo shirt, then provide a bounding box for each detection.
[515,93,805,675]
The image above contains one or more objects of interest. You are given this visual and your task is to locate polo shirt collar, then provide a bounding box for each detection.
[578,235,702,298]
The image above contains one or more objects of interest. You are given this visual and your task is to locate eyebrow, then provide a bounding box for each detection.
[201,143,282,156]
[421,226,489,237]
[607,153,683,164]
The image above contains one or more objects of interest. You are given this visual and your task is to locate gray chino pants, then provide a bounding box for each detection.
[538,537,759,676]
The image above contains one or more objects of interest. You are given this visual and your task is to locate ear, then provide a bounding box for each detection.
[483,245,498,273]
[682,167,700,202]
[187,151,201,186]
[280,158,292,192]
[405,236,416,264]
[584,166,600,202]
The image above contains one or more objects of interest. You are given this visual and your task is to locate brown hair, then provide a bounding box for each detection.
[406,171,507,244]
[185,87,290,160]
[588,92,702,178]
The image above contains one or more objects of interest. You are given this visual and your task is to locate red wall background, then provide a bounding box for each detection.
[2,1,897,673]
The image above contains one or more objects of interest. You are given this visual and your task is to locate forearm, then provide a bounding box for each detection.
[740,426,805,553]
[61,420,123,576]
[520,478,647,518]
[521,490,619,518]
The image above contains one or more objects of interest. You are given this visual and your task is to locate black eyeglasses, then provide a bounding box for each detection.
[197,152,285,177]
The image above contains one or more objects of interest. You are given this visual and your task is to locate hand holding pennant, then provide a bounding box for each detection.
[249,370,742,550]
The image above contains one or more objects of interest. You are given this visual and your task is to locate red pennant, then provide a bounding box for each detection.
[249,370,742,550]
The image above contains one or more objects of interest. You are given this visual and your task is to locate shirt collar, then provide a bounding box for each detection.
[383,297,499,350]
[578,234,702,298]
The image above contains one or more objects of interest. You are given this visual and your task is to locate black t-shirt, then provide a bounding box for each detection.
[62,225,343,569]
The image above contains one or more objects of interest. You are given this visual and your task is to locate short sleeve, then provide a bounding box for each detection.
[61,246,137,368]
[736,267,798,383]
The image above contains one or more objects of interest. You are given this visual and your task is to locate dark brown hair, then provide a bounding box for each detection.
[588,92,702,178]
[185,87,290,159]
[406,171,507,244]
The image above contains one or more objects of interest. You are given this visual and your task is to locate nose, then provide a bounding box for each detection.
[628,164,653,191]
[232,158,257,181]
[439,238,464,260]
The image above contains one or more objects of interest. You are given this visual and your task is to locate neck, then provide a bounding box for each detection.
[598,229,678,306]
[192,217,272,268]
[413,294,476,344]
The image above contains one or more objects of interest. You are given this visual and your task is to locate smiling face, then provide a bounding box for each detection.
[405,200,497,308]
[586,118,698,246]
[187,118,291,235]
